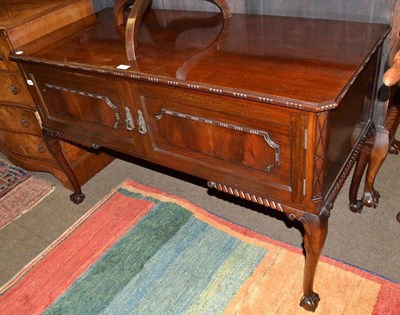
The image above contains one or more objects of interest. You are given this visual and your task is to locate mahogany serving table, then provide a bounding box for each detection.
[10,1,389,311]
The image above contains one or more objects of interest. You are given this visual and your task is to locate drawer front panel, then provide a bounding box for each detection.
[0,105,41,135]
[0,72,34,105]
[0,38,19,72]
[0,131,52,160]
[29,69,142,153]
[141,86,307,200]
[153,108,282,174]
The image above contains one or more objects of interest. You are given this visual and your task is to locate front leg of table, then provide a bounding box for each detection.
[299,212,329,312]
[42,129,85,204]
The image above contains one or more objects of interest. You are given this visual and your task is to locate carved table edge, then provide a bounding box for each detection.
[43,128,101,150]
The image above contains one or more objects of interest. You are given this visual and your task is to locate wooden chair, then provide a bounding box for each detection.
[113,0,231,60]
[349,2,400,222]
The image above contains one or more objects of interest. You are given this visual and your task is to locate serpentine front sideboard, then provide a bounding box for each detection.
[10,0,389,311]
[0,0,113,189]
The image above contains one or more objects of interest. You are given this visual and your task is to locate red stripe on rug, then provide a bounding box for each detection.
[0,191,153,315]
[373,281,400,314]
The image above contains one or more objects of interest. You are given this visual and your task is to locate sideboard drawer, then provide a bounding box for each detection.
[0,105,42,135]
[141,85,307,203]
[0,72,34,105]
[0,38,19,72]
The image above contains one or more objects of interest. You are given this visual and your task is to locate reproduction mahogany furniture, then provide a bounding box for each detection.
[0,0,113,189]
[349,1,400,223]
[10,0,390,311]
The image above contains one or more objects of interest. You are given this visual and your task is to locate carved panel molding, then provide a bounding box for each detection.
[156,108,280,172]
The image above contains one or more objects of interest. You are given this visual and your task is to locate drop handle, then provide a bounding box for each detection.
[125,107,135,131]
[10,84,18,95]
[137,110,147,134]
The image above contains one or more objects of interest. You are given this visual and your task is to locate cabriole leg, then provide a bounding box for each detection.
[42,129,85,204]
[299,212,329,312]
[362,128,389,208]
[349,141,372,212]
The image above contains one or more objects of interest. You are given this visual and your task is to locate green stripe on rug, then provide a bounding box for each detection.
[44,200,192,315]
[99,220,265,315]
[44,192,267,315]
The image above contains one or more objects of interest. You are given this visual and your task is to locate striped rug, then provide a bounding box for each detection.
[0,159,54,229]
[0,179,399,314]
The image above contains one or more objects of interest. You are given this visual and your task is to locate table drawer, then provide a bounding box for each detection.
[0,72,34,106]
[0,38,19,72]
[0,105,42,135]
[0,131,52,160]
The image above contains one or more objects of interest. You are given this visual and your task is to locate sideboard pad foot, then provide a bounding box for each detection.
[70,192,85,204]
[300,292,320,312]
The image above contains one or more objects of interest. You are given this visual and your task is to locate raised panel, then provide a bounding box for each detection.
[29,70,141,153]
[154,108,281,173]
[142,91,298,192]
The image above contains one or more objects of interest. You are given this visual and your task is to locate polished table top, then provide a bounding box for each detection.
[19,8,389,110]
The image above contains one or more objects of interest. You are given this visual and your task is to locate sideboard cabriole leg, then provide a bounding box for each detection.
[362,127,389,208]
[42,129,85,204]
[349,139,373,213]
[299,212,329,312]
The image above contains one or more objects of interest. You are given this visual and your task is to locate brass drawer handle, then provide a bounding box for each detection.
[125,107,135,131]
[21,118,29,128]
[137,110,147,134]
[10,84,19,95]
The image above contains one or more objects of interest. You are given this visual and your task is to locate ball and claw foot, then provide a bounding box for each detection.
[349,200,364,213]
[389,140,400,155]
[300,292,320,312]
[363,190,380,208]
[70,192,85,204]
